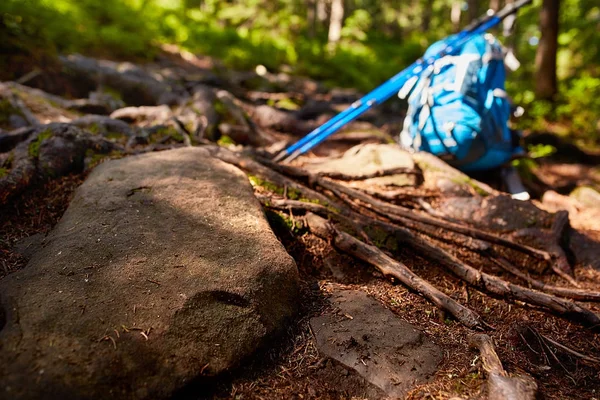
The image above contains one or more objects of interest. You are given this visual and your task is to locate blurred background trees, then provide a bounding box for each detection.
[0,0,598,144]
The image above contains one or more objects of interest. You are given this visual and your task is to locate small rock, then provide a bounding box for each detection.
[304,143,417,188]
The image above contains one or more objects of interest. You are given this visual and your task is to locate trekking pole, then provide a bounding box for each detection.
[273,0,532,163]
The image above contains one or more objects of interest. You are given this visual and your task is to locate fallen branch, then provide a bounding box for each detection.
[490,255,600,302]
[204,145,338,210]
[304,212,486,330]
[537,331,600,365]
[359,187,438,202]
[469,334,537,400]
[255,195,372,244]
[387,226,600,330]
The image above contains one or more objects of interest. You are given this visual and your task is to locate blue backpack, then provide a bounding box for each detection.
[398,33,517,171]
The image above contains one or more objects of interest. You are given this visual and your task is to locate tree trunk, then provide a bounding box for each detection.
[307,0,316,38]
[317,0,328,23]
[328,0,345,45]
[489,0,502,11]
[467,0,479,22]
[451,0,462,32]
[535,0,560,100]
[421,0,432,31]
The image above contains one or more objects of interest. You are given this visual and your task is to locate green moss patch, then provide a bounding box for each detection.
[28,129,53,158]
[364,225,398,252]
[248,175,284,195]
[148,126,182,144]
[85,149,124,169]
[265,209,307,235]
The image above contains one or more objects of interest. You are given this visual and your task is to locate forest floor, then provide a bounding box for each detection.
[1,48,600,399]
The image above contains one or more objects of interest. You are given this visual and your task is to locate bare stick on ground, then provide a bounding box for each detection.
[314,166,422,181]
[517,325,600,367]
[469,334,537,400]
[490,255,600,302]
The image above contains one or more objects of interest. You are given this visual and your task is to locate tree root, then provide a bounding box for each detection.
[490,255,600,302]
[469,334,537,400]
[383,225,600,330]
[0,82,41,127]
[317,177,552,262]
[304,212,486,330]
[257,158,552,261]
[220,154,600,330]
[518,326,600,366]
[0,124,120,204]
[259,189,600,330]
[512,210,578,286]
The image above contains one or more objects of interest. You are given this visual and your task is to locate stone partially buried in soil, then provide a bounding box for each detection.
[310,290,442,399]
[0,147,299,400]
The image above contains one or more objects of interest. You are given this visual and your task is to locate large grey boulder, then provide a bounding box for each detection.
[0,147,299,399]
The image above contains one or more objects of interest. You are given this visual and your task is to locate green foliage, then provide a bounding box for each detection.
[528,143,557,159]
[1,0,598,144]
[1,0,158,58]
[555,75,600,144]
[504,0,599,144]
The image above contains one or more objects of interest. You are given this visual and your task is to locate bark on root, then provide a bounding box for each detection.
[469,334,537,400]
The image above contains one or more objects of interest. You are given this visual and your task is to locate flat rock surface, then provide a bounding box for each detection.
[439,195,554,233]
[303,143,418,187]
[0,147,299,400]
[310,290,442,399]
[301,144,495,196]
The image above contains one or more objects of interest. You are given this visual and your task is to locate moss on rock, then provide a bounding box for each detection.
[28,129,53,158]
